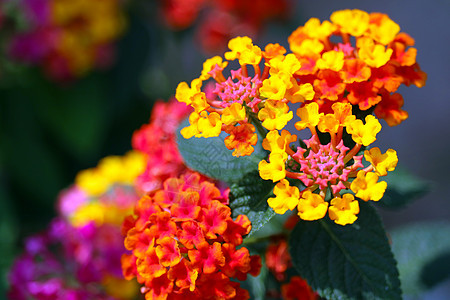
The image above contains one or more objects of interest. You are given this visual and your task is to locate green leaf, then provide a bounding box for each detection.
[289,202,402,300]
[229,172,276,237]
[390,222,450,296]
[377,168,430,210]
[176,119,267,183]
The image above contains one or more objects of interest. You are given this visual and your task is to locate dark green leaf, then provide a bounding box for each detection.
[390,222,450,296]
[176,119,267,183]
[229,172,276,237]
[289,202,402,300]
[377,168,430,210]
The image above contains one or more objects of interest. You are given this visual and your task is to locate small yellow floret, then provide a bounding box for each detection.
[316,51,345,72]
[180,111,222,139]
[258,153,286,182]
[297,191,328,221]
[318,114,339,134]
[291,39,324,57]
[346,115,381,146]
[357,37,393,68]
[221,103,246,125]
[197,111,222,138]
[368,13,400,45]
[350,171,387,201]
[364,147,398,176]
[200,56,228,80]
[303,18,337,40]
[175,79,203,105]
[287,82,315,103]
[330,9,370,37]
[225,36,253,61]
[260,74,290,101]
[258,100,293,131]
[267,179,300,214]
[190,92,210,113]
[295,102,324,131]
[239,45,263,65]
[328,194,360,226]
[268,54,302,76]
[262,130,297,158]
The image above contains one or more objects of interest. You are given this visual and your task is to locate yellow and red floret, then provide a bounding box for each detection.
[288,9,426,126]
[259,102,398,226]
[122,172,261,299]
[177,36,314,157]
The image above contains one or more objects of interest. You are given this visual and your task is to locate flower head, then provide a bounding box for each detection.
[258,102,396,225]
[122,173,261,299]
[288,9,426,125]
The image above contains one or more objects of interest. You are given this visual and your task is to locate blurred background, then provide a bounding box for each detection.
[0,0,449,298]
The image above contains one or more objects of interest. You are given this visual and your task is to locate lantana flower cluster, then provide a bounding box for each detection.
[288,9,426,126]
[178,9,426,225]
[6,0,126,81]
[122,172,261,299]
[177,36,315,157]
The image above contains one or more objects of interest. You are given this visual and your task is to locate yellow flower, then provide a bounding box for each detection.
[316,51,345,72]
[180,112,201,139]
[303,18,337,40]
[224,36,253,61]
[318,113,339,134]
[357,37,393,68]
[221,103,246,125]
[290,38,324,57]
[239,45,263,65]
[330,9,369,37]
[267,179,300,214]
[260,73,290,101]
[331,102,355,125]
[181,111,222,139]
[350,171,387,201]
[200,56,228,80]
[258,153,286,182]
[297,191,329,221]
[346,115,381,146]
[197,111,222,138]
[262,130,297,158]
[258,100,293,131]
[295,102,323,131]
[364,147,398,176]
[368,13,400,45]
[268,54,302,76]
[190,92,209,113]
[286,81,315,103]
[176,79,203,105]
[328,194,360,226]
